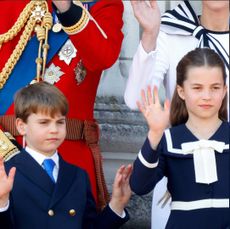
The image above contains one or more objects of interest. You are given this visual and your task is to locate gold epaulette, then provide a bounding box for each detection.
[62,8,89,35]
[0,130,20,161]
[63,0,107,39]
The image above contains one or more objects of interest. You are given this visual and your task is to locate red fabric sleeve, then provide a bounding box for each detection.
[68,0,124,72]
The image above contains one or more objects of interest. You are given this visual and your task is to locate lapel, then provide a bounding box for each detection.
[14,149,55,196]
[49,155,77,207]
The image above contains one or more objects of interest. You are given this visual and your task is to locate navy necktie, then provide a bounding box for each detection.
[43,159,55,182]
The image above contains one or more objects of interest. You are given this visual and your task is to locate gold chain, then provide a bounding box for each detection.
[0,0,53,89]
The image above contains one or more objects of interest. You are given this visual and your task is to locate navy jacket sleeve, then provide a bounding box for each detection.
[0,209,13,229]
[130,137,166,195]
[83,172,129,229]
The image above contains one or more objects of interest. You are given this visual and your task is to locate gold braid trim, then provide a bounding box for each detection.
[72,0,107,39]
[0,130,20,162]
[0,1,53,89]
[64,0,107,38]
[0,1,35,47]
[62,8,89,35]
[0,17,37,89]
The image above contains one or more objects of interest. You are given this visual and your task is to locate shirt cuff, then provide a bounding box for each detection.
[139,41,157,59]
[0,200,9,212]
[108,203,126,218]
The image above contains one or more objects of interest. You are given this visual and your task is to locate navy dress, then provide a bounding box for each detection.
[130,122,229,229]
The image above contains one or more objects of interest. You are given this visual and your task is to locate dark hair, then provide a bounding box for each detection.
[14,81,69,122]
[170,48,227,126]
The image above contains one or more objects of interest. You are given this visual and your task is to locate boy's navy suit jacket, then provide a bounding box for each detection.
[0,149,128,229]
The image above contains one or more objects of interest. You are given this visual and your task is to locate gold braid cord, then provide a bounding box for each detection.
[0,0,53,89]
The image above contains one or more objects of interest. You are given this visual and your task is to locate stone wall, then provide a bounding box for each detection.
[94,97,151,228]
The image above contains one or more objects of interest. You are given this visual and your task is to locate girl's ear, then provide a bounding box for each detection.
[177,85,185,100]
[15,118,26,136]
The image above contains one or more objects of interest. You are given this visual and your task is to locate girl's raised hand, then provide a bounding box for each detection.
[137,86,170,148]
[0,156,16,208]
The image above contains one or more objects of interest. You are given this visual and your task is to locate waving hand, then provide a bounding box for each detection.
[137,86,170,149]
[0,157,16,208]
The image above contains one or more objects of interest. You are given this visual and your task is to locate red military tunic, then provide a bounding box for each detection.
[0,0,124,208]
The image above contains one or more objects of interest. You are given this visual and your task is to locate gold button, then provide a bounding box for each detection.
[69,209,76,216]
[48,209,54,216]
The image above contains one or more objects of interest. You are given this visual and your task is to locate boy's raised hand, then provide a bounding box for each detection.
[137,86,170,149]
[0,156,16,208]
[109,164,132,216]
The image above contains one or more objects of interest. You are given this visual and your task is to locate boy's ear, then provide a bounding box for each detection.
[177,85,185,100]
[15,118,26,136]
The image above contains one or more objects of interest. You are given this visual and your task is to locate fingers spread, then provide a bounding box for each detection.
[137,101,145,114]
[147,85,153,105]
[149,0,158,8]
[0,156,6,175]
[153,85,160,105]
[122,164,133,181]
[164,99,170,111]
[141,89,147,108]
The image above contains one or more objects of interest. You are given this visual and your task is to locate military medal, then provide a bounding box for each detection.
[44,63,64,84]
[31,5,45,21]
[52,23,62,33]
[74,60,87,85]
[52,13,62,33]
[58,39,77,65]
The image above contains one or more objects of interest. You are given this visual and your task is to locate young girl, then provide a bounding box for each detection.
[130,48,229,229]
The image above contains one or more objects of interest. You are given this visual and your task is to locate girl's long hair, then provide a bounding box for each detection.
[170,48,227,126]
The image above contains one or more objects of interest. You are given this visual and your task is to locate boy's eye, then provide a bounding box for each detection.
[57,120,66,124]
[193,87,201,90]
[39,121,48,124]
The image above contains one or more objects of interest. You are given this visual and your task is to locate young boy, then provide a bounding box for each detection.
[0,82,132,229]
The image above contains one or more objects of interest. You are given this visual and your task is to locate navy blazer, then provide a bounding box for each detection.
[0,150,129,229]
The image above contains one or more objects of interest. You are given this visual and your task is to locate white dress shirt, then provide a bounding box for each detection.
[25,146,59,182]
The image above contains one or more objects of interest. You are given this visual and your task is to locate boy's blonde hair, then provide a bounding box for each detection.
[14,81,69,122]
